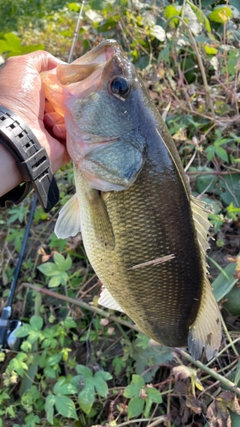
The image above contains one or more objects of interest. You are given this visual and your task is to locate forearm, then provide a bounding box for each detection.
[0,144,22,197]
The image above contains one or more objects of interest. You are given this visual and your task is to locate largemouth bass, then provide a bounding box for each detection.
[41,40,221,360]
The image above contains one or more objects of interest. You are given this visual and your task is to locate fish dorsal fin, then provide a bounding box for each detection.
[54,193,81,239]
[99,287,124,313]
[188,278,222,361]
[190,196,212,263]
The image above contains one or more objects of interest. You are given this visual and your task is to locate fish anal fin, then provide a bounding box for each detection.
[99,287,124,313]
[54,193,81,239]
[188,279,221,361]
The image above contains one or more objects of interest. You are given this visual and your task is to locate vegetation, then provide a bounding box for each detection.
[0,0,240,426]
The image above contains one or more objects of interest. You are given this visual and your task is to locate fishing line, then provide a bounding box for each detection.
[0,2,86,350]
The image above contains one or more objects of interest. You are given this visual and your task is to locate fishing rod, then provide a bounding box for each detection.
[0,1,86,350]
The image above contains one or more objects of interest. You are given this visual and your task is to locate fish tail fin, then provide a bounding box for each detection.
[189,196,221,360]
[188,278,221,361]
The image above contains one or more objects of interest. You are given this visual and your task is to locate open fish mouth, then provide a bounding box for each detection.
[55,40,122,86]
[41,39,124,117]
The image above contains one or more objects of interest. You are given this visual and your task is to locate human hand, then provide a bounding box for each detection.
[0,50,69,173]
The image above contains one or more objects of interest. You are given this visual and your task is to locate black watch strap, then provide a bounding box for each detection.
[0,106,59,212]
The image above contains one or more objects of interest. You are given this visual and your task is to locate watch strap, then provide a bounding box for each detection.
[0,106,59,212]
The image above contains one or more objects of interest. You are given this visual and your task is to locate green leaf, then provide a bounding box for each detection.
[230,411,240,427]
[186,0,211,32]
[212,261,238,302]
[164,5,180,28]
[96,370,112,381]
[38,262,59,277]
[9,354,28,377]
[196,173,240,207]
[124,375,145,398]
[234,360,240,385]
[44,367,57,379]
[215,146,228,162]
[78,383,95,414]
[128,396,145,418]
[209,6,233,23]
[146,387,162,403]
[47,353,62,366]
[205,145,216,161]
[14,324,31,338]
[75,364,93,379]
[133,337,173,382]
[135,333,150,350]
[49,273,67,288]
[45,394,55,425]
[205,45,218,55]
[64,317,77,329]
[112,356,125,375]
[93,371,108,398]
[55,395,78,420]
[53,252,71,270]
[30,315,43,331]
[28,330,41,344]
[54,379,78,396]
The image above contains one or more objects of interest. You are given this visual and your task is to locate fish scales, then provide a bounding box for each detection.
[75,125,203,348]
[41,39,222,359]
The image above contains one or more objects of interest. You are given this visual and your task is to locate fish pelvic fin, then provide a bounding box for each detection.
[188,278,222,361]
[99,287,124,313]
[54,193,81,239]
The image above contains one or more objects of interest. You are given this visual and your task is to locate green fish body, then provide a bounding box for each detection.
[41,40,221,360]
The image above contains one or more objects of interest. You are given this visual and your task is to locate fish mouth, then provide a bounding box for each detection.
[56,39,122,86]
[74,39,121,64]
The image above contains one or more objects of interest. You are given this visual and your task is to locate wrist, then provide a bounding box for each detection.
[0,106,59,212]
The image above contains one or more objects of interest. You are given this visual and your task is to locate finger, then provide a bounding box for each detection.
[45,100,55,113]
[44,112,64,127]
[53,124,67,140]
[28,50,66,73]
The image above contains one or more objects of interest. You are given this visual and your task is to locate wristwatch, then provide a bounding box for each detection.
[0,106,59,212]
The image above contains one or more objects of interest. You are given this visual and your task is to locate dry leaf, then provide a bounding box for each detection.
[206,391,240,427]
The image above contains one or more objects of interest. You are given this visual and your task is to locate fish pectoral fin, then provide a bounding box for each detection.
[98,287,125,313]
[54,193,81,239]
[86,187,115,250]
[188,279,222,361]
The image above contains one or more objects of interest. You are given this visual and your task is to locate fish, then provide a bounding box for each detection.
[41,39,222,360]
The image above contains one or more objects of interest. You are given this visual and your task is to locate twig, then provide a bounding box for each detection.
[22,282,139,332]
[166,16,215,117]
[219,312,239,358]
[176,349,240,397]
[187,171,240,175]
[115,416,169,427]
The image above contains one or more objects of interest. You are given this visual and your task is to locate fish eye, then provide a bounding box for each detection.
[109,77,130,100]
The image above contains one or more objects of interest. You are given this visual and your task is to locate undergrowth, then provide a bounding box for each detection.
[0,1,240,426]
